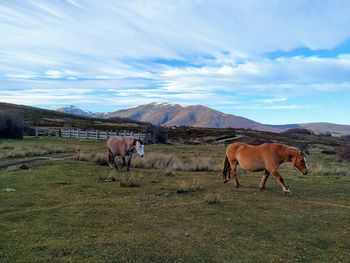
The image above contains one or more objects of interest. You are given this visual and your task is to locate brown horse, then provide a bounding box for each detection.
[107,136,144,172]
[220,142,308,194]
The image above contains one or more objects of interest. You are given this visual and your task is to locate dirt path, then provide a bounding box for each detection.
[0,154,73,171]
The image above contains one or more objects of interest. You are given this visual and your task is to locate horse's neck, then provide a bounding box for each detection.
[279,145,295,163]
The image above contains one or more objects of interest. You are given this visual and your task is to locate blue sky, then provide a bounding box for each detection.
[1,0,350,125]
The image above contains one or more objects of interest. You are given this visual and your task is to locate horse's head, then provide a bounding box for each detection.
[292,150,309,175]
[133,139,144,157]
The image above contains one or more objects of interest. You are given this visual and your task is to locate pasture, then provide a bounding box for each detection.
[1,137,350,262]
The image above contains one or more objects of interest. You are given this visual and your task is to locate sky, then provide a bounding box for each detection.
[1,0,350,125]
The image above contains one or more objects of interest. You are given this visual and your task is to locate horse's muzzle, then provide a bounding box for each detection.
[303,171,308,175]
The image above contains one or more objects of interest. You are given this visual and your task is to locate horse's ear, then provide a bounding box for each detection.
[133,138,137,146]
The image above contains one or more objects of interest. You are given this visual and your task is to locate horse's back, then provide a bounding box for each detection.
[107,136,125,155]
[226,142,282,171]
[107,136,134,155]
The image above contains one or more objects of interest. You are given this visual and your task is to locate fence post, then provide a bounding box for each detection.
[123,130,126,137]
[130,131,133,138]
[96,130,99,140]
[86,130,88,139]
[69,130,71,139]
[35,127,38,137]
[77,129,80,139]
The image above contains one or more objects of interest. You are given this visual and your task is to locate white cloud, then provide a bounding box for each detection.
[1,0,350,123]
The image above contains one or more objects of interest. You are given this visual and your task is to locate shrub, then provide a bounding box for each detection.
[340,135,350,142]
[236,136,269,145]
[321,149,336,155]
[0,110,27,139]
[337,143,350,162]
[297,142,310,153]
[283,128,314,135]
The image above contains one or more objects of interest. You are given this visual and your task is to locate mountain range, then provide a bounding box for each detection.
[55,102,350,136]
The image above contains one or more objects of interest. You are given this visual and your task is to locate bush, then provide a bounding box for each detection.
[236,136,269,145]
[294,142,310,153]
[337,143,350,162]
[283,128,314,135]
[0,111,27,139]
[340,135,350,142]
[321,149,336,155]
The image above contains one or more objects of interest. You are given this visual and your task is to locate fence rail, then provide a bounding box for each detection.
[35,128,153,143]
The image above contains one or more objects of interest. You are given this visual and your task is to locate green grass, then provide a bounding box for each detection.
[0,138,350,262]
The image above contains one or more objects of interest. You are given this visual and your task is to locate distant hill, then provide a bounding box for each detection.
[53,101,350,136]
[108,102,282,132]
[0,102,151,132]
[299,123,350,137]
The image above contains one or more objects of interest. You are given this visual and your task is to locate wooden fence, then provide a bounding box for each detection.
[35,128,154,143]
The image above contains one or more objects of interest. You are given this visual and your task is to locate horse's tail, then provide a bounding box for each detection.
[219,154,231,183]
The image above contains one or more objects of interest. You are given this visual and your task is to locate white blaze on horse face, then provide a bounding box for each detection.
[304,157,309,169]
[135,141,144,157]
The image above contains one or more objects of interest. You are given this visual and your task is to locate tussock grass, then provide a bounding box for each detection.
[205,192,222,205]
[133,153,219,172]
[176,176,204,194]
[0,143,73,159]
[74,151,108,166]
[0,144,14,150]
[311,163,349,177]
[119,174,141,188]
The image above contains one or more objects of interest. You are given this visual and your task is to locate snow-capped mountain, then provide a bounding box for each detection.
[55,105,107,118]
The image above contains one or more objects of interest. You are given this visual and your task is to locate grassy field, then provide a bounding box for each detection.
[1,137,350,262]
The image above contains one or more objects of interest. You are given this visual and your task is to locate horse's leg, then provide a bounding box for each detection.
[126,154,133,172]
[108,150,117,169]
[121,156,126,169]
[259,170,270,190]
[271,170,290,194]
[229,160,240,188]
[108,150,114,169]
[112,154,119,170]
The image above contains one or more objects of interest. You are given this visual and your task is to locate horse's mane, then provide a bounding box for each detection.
[280,144,299,161]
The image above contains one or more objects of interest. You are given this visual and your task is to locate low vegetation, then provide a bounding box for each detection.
[337,142,350,162]
[1,137,350,262]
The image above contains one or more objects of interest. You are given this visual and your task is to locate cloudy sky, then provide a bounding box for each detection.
[1,0,350,124]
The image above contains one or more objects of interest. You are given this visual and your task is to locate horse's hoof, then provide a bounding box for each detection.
[223,179,229,184]
[284,190,293,196]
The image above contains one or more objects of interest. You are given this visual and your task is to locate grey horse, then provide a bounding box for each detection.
[107,136,144,171]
